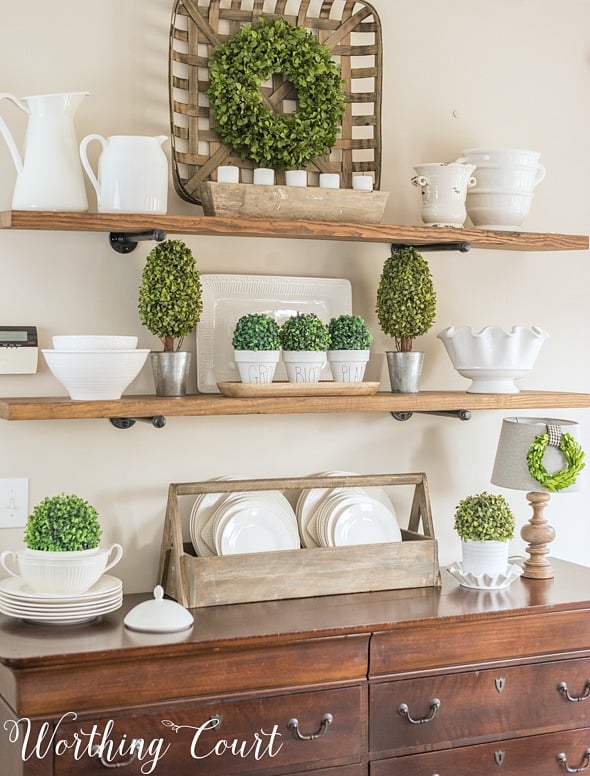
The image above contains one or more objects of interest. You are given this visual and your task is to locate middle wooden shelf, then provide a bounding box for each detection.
[0,390,588,422]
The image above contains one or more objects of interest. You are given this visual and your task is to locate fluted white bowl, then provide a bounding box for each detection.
[42,349,149,400]
[437,325,549,393]
[52,335,138,351]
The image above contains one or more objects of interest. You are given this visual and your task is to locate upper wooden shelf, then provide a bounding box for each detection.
[1,211,588,251]
[0,390,588,422]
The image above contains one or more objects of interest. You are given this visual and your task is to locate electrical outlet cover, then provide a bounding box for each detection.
[0,478,28,528]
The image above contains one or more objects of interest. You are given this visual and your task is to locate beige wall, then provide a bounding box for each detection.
[0,0,588,593]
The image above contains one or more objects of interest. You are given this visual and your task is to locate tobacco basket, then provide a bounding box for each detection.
[169,0,383,204]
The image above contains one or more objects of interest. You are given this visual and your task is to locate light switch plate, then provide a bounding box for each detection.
[0,478,28,528]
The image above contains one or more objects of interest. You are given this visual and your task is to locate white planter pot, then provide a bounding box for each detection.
[411,162,476,227]
[327,349,370,382]
[233,350,280,384]
[0,544,123,595]
[461,539,509,576]
[283,351,326,383]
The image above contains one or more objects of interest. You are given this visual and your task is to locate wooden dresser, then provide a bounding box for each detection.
[1,558,590,775]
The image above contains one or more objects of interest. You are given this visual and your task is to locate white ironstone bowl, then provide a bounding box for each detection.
[52,335,138,351]
[437,325,549,393]
[42,349,149,400]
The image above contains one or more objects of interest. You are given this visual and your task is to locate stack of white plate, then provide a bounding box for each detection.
[190,479,300,556]
[0,574,123,625]
[296,472,401,548]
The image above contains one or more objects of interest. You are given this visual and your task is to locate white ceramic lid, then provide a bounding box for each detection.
[123,586,194,633]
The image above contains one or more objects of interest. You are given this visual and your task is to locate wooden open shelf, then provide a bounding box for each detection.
[0,391,588,422]
[1,211,588,251]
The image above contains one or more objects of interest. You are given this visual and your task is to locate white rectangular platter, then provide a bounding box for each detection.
[196,274,352,393]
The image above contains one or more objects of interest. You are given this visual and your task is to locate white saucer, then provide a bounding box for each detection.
[447,562,523,590]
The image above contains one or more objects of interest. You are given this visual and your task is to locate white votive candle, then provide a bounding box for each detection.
[319,173,340,189]
[285,170,308,187]
[253,168,275,185]
[217,165,240,183]
[353,175,373,192]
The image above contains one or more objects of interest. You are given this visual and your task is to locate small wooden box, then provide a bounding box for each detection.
[196,181,389,224]
[158,473,440,608]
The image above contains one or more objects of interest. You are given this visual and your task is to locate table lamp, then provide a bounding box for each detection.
[491,417,585,580]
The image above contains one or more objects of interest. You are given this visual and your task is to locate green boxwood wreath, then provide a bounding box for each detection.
[526,432,585,492]
[206,18,346,171]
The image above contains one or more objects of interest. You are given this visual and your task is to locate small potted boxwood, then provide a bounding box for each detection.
[0,493,123,595]
[453,491,515,576]
[280,313,330,383]
[376,246,436,393]
[232,313,281,384]
[327,314,372,383]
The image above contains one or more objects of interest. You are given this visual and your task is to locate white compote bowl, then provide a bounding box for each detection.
[437,325,549,393]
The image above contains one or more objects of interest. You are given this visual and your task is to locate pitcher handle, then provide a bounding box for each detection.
[0,550,19,579]
[0,94,27,173]
[103,543,123,574]
[79,134,107,199]
[534,163,546,187]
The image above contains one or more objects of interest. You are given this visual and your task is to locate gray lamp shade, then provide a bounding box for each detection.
[491,416,584,493]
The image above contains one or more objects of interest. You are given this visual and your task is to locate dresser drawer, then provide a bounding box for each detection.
[54,685,364,775]
[370,656,590,755]
[370,726,590,775]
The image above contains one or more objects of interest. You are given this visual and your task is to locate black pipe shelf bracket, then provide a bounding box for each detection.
[109,416,167,430]
[109,229,167,254]
[391,242,472,253]
[391,410,472,422]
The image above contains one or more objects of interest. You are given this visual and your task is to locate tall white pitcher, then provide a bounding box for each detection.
[0,92,89,211]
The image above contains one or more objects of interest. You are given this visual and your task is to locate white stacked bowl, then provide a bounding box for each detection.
[457,148,545,229]
[43,335,147,400]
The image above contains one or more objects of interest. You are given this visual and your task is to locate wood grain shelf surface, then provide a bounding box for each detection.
[1,210,588,251]
[0,390,588,421]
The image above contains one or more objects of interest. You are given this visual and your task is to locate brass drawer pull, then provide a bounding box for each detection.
[90,739,143,768]
[558,680,590,702]
[287,712,333,740]
[557,750,590,773]
[398,698,441,724]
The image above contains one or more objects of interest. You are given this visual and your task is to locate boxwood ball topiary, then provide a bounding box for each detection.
[328,314,372,350]
[376,247,436,352]
[453,492,515,543]
[232,313,281,351]
[138,239,203,352]
[207,18,346,171]
[280,313,330,352]
[24,493,102,552]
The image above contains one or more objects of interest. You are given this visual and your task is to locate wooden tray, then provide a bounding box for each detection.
[197,182,389,223]
[217,381,380,397]
[158,473,440,608]
[169,0,383,203]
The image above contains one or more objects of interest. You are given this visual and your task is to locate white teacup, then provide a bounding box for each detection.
[0,543,123,595]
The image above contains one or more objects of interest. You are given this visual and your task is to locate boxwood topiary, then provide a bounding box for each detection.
[280,313,330,352]
[138,239,203,352]
[24,493,102,552]
[376,246,437,352]
[453,492,515,543]
[328,314,372,350]
[232,313,281,351]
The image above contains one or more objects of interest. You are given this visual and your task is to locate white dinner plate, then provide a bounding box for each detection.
[211,498,300,556]
[0,574,122,603]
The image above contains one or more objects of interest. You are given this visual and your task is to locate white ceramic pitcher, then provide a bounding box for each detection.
[79,134,168,214]
[411,162,476,227]
[0,92,89,211]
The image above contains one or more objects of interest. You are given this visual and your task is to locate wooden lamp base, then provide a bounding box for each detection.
[520,492,556,579]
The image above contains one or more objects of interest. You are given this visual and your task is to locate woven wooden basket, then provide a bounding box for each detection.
[169,0,383,205]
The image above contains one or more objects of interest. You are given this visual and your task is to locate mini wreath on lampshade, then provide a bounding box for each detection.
[206,18,346,171]
[526,432,585,492]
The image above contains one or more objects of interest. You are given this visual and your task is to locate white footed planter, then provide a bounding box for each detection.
[327,349,370,382]
[283,351,326,383]
[0,544,123,595]
[461,539,509,576]
[233,350,280,385]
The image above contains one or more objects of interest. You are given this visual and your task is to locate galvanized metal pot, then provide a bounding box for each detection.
[151,351,191,396]
[386,351,424,393]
